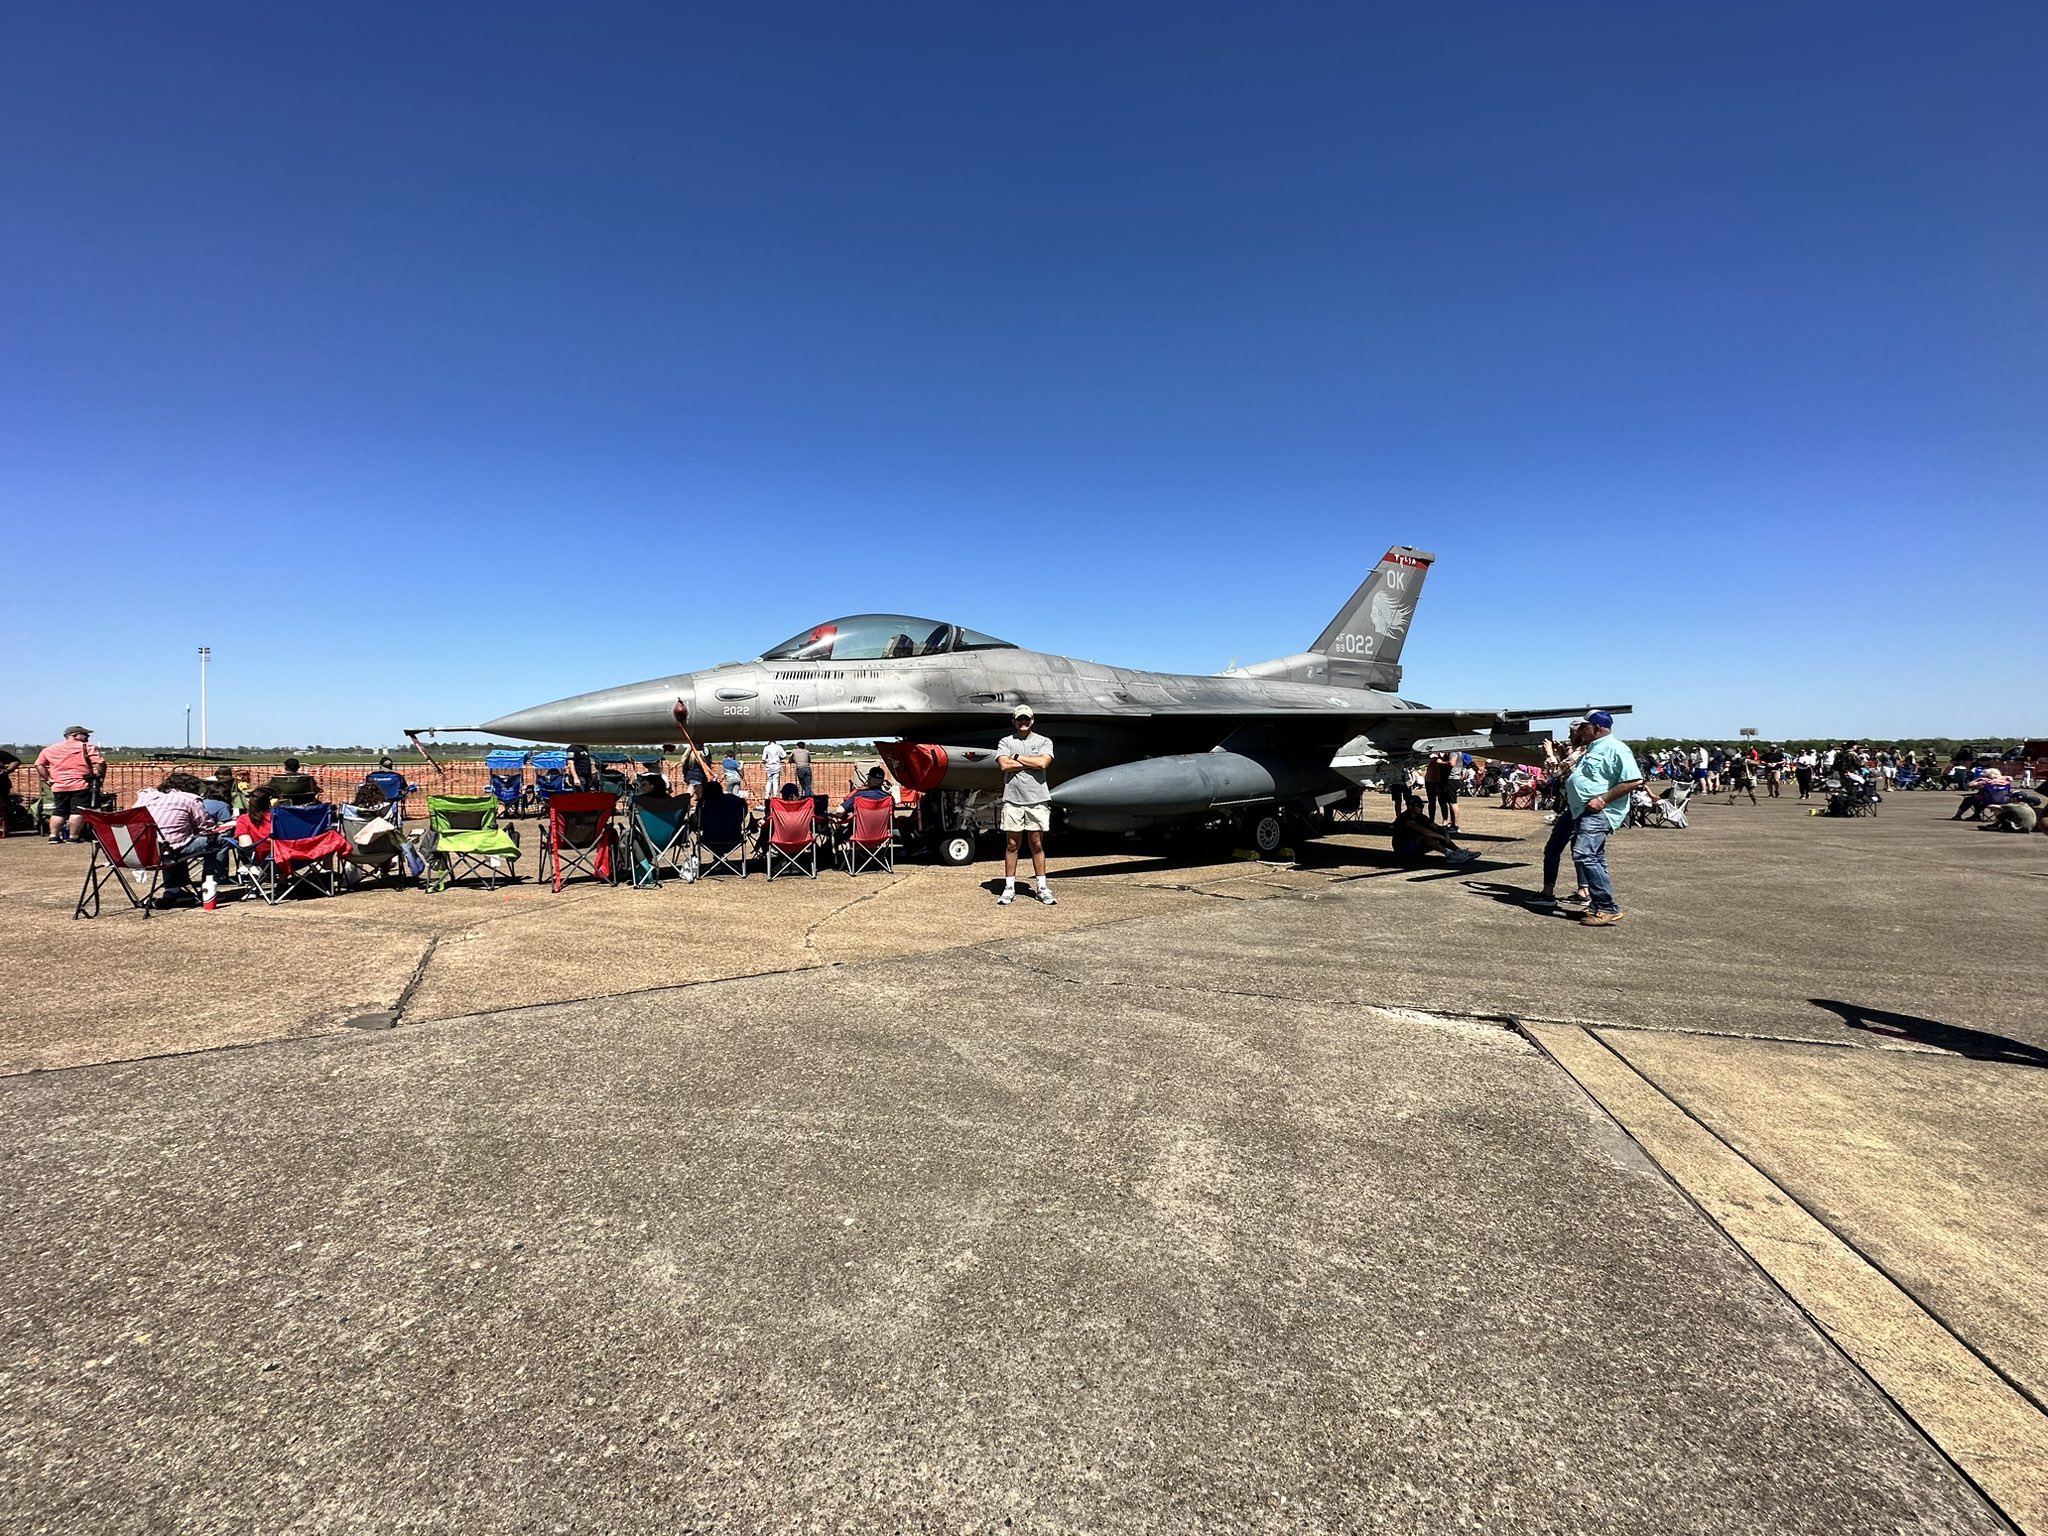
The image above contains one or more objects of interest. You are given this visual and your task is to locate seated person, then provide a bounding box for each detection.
[634,760,669,795]
[233,789,275,866]
[762,780,816,845]
[343,781,405,874]
[266,756,321,805]
[201,771,235,826]
[693,778,750,848]
[137,771,229,883]
[1952,771,2011,821]
[841,766,895,816]
[1390,804,1476,866]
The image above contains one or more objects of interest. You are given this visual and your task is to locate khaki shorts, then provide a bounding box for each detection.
[1000,802,1050,834]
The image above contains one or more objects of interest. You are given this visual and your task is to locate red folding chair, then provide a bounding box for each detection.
[73,807,194,919]
[764,796,818,880]
[541,791,619,891]
[841,796,896,875]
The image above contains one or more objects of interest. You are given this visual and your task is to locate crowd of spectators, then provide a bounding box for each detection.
[24,723,916,906]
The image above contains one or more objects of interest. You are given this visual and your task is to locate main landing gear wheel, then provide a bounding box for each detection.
[1246,811,1287,857]
[935,831,977,867]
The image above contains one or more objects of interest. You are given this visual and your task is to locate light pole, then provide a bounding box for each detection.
[198,646,211,755]
[185,705,192,751]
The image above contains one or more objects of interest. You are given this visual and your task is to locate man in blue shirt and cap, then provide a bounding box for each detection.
[1562,710,1642,927]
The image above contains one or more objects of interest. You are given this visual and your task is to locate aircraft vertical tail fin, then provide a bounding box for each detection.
[1309,546,1434,691]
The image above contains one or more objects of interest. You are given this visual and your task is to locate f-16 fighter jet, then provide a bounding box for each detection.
[422,546,1624,861]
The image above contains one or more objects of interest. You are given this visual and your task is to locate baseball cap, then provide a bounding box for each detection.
[1012,704,1035,719]
[1576,710,1613,730]
[65,725,92,737]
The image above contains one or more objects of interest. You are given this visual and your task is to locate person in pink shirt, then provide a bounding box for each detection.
[137,771,228,884]
[35,725,106,843]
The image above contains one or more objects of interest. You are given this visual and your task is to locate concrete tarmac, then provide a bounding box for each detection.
[2,791,2041,1531]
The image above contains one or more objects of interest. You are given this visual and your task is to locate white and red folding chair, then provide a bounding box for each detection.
[73,807,196,919]
[840,796,896,875]
[763,795,818,880]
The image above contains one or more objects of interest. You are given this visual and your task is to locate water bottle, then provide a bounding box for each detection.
[201,875,218,911]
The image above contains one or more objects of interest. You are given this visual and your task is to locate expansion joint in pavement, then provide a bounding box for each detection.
[1522,1020,2048,1534]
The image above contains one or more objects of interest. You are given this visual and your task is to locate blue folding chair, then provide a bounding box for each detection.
[532,751,573,810]
[254,803,352,901]
[366,769,413,823]
[485,750,531,818]
[692,792,751,878]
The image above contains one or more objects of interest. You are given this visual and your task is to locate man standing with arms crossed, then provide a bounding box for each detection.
[996,704,1056,907]
[1564,710,1641,928]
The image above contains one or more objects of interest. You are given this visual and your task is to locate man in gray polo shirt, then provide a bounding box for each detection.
[996,704,1055,906]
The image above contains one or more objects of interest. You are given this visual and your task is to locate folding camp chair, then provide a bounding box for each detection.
[627,793,695,887]
[425,794,521,890]
[764,795,819,880]
[692,793,751,878]
[590,751,636,799]
[841,796,896,875]
[540,791,619,891]
[531,751,573,811]
[251,803,353,901]
[366,769,412,822]
[73,807,199,919]
[485,750,531,819]
[340,804,413,889]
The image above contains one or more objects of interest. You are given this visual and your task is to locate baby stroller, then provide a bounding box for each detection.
[486,749,532,818]
[531,751,574,811]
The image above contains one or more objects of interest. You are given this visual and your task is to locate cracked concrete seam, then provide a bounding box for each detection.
[802,870,912,954]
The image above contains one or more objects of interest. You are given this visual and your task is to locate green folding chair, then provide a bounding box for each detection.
[425,794,521,890]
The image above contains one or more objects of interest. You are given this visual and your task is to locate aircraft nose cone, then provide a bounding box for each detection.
[481,675,698,744]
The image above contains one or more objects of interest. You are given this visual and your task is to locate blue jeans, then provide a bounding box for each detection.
[167,836,229,883]
[1570,810,1617,914]
[1541,811,1577,892]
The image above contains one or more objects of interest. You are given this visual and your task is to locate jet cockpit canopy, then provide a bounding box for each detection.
[759,615,1017,663]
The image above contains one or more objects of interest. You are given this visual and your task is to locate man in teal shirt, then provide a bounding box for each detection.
[1563,710,1642,926]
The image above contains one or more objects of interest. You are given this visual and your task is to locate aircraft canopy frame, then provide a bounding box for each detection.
[759,615,1017,664]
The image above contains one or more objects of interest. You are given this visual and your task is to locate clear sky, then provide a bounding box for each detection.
[4,3,2042,749]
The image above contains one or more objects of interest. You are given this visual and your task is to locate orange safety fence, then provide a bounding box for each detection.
[71,758,878,822]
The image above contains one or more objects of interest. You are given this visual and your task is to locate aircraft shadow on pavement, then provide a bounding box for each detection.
[1029,846,1528,883]
[1811,998,2048,1068]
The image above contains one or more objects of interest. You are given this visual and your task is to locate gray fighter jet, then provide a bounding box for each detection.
[421,546,1624,861]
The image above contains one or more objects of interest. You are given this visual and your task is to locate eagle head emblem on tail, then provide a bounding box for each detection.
[1368,587,1409,639]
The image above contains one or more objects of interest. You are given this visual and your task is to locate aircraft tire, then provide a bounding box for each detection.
[1246,810,1286,857]
[934,830,977,867]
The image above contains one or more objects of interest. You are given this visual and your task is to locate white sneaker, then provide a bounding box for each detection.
[1036,886,1057,905]
[997,888,1014,906]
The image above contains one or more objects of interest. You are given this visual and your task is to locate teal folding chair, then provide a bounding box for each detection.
[628,794,695,887]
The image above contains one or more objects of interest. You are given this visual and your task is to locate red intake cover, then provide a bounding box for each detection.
[877,740,948,791]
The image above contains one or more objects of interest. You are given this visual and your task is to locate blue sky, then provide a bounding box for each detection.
[4,3,2041,748]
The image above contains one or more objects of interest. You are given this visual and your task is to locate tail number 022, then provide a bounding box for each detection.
[1333,633,1377,655]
